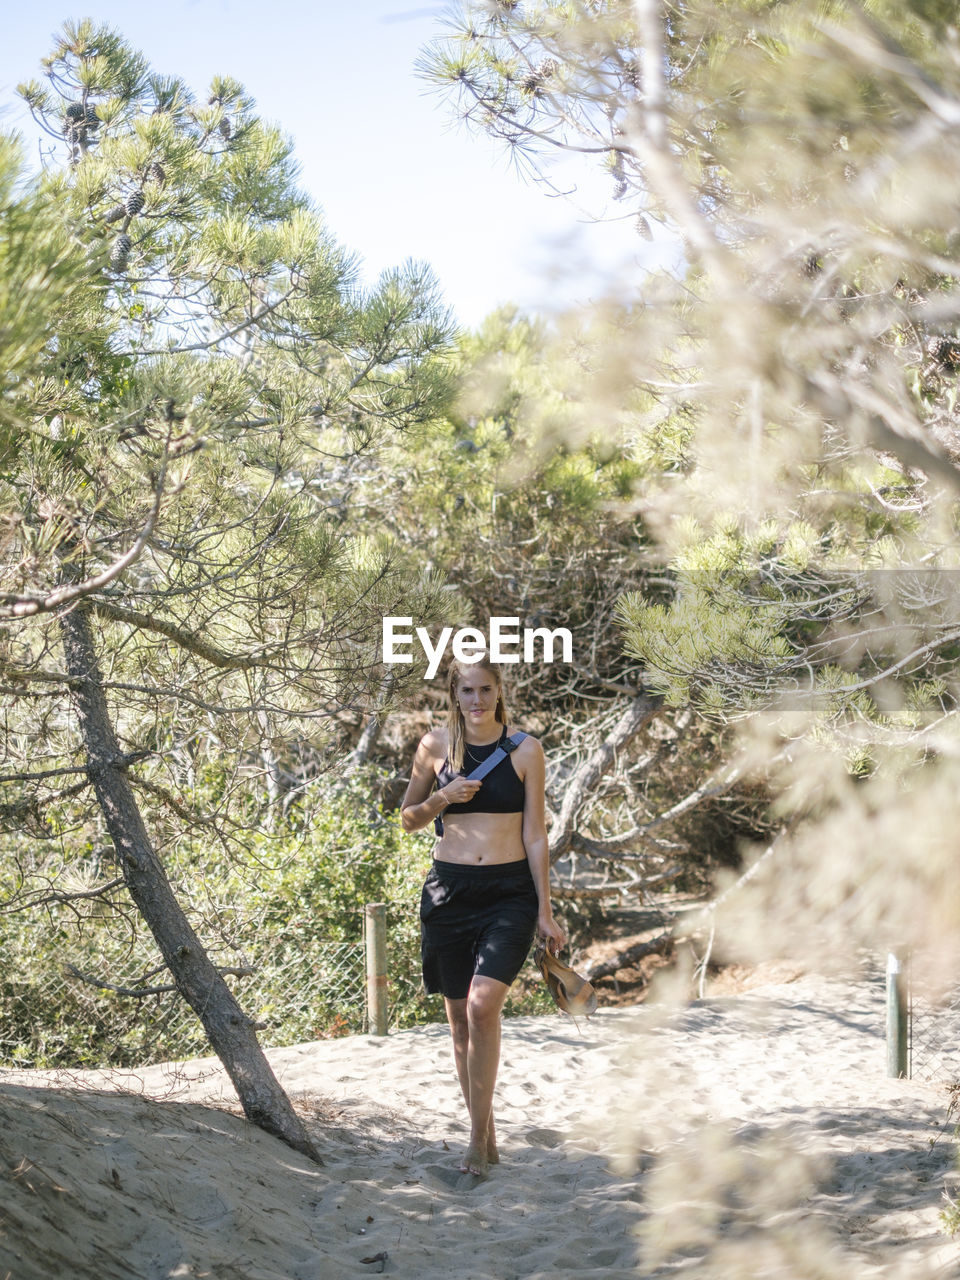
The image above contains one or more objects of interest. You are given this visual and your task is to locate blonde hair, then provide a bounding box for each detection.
[446,655,508,773]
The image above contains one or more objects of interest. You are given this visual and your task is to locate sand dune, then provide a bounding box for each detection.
[1,971,957,1279]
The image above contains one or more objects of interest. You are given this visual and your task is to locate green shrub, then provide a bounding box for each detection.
[0,766,553,1067]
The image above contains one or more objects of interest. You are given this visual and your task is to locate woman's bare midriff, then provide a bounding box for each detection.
[434,810,527,866]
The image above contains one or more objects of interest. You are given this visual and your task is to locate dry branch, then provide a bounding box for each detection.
[583,930,675,981]
[551,866,682,901]
[581,826,793,984]
[65,962,255,999]
[548,691,663,860]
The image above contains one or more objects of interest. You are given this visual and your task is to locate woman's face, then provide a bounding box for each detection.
[455,666,500,728]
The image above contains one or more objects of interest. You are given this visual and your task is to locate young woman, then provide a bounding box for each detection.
[400,656,566,1177]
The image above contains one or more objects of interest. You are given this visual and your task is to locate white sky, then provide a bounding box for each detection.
[0,0,661,327]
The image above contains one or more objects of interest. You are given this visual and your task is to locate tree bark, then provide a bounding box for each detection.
[58,603,320,1162]
[342,671,395,776]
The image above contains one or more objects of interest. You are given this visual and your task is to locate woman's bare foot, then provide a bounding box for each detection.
[486,1115,499,1166]
[460,1142,489,1177]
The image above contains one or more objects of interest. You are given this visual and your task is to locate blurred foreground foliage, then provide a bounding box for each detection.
[418,0,960,977]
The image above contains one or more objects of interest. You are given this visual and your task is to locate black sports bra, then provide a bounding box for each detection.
[436,727,525,817]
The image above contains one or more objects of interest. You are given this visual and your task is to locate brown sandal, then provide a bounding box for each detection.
[534,943,598,1020]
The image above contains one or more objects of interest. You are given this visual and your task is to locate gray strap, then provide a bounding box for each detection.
[463,731,527,782]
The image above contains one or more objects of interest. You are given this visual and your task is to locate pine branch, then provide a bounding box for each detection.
[90,601,257,670]
[133,285,299,357]
[0,763,89,784]
[0,445,171,620]
[0,667,77,685]
[1,877,125,914]
[64,962,255,999]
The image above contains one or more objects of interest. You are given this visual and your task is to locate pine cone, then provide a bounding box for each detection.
[124,190,146,217]
[521,59,558,96]
[219,116,232,140]
[636,214,653,241]
[63,102,85,127]
[612,152,627,200]
[927,336,960,372]
[110,234,132,273]
[103,204,126,224]
[147,162,166,186]
[84,107,100,130]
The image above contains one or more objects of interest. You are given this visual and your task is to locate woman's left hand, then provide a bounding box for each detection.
[537,909,566,956]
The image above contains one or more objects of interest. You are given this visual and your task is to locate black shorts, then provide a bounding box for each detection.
[420,858,539,1000]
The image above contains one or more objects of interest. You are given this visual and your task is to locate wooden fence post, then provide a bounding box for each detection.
[886,949,909,1078]
[365,903,388,1036]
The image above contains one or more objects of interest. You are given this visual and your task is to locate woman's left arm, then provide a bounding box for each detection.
[520,738,567,955]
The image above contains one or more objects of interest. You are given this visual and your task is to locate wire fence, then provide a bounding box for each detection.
[908,979,960,1084]
[0,928,371,1069]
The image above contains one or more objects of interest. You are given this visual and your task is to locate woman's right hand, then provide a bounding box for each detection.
[440,777,483,805]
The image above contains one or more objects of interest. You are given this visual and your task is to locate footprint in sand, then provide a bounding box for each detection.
[421,1164,484,1191]
[524,1127,565,1148]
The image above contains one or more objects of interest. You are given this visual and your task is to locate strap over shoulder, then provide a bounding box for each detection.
[464,731,527,781]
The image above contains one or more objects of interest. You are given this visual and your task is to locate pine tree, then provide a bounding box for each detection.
[2,21,456,1154]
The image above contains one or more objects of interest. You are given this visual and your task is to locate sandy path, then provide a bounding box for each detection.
[1,972,957,1279]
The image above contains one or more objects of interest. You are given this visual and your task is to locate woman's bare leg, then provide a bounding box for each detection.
[443,995,471,1110]
[464,976,509,1174]
[444,995,498,1167]
[444,978,509,1175]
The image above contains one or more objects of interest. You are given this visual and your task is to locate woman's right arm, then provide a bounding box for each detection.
[400,731,482,833]
[400,732,450,833]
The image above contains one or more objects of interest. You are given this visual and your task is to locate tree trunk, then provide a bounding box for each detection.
[58,603,319,1162]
